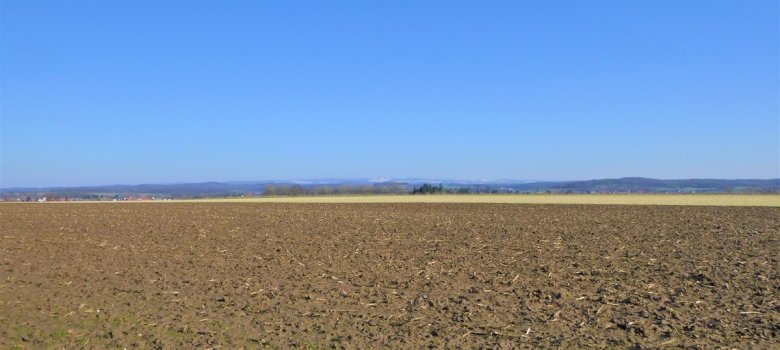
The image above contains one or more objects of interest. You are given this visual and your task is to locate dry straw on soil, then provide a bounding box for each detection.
[1,203,778,348]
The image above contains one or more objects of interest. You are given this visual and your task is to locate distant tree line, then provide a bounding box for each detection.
[263,183,478,196]
[263,184,408,196]
[411,183,444,194]
[411,183,471,194]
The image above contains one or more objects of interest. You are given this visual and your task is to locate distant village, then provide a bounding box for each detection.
[2,195,179,202]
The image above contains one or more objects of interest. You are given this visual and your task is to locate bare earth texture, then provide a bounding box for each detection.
[1,203,778,349]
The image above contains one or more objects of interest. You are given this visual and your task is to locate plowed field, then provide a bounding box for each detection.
[1,203,778,349]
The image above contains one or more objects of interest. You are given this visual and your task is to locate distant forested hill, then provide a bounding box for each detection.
[548,178,780,193]
[456,178,780,194]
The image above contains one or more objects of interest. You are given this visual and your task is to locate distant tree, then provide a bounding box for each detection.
[290,185,304,196]
[412,183,445,194]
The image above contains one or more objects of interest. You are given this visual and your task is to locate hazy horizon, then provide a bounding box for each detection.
[2,1,778,188]
[3,175,780,190]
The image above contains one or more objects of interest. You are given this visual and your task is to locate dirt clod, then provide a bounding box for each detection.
[0,203,778,348]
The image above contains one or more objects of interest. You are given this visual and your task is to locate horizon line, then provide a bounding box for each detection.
[2,176,779,191]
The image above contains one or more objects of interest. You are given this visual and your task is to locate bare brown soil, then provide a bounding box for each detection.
[1,203,778,349]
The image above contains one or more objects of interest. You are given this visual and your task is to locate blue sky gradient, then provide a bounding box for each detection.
[1,1,778,187]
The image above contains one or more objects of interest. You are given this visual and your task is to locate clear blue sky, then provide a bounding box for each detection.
[1,1,778,187]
